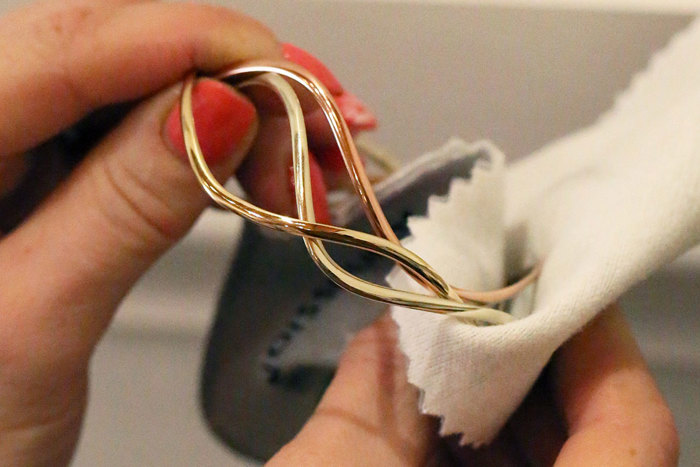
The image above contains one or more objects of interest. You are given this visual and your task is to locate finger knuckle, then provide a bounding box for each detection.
[30,4,98,57]
[93,154,183,255]
[21,3,106,110]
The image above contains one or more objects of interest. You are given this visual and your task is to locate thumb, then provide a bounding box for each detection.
[0,78,256,368]
[268,315,448,466]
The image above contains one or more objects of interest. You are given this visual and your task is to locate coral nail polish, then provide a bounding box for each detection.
[164,79,256,165]
[283,43,377,134]
[334,92,378,131]
[282,43,345,96]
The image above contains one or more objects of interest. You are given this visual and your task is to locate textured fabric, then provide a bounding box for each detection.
[388,18,700,445]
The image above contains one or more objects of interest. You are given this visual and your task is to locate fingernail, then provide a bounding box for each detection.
[164,79,256,165]
[287,151,331,224]
[335,92,378,131]
[283,43,378,133]
[282,43,344,95]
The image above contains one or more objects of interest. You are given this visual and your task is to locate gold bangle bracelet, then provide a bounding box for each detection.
[180,61,536,325]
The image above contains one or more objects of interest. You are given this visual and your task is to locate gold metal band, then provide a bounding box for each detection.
[180,61,536,325]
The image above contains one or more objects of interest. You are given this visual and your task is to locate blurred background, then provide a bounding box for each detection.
[1,0,697,465]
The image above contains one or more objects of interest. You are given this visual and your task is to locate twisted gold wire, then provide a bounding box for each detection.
[179,62,536,324]
[214,61,538,305]
[181,74,511,323]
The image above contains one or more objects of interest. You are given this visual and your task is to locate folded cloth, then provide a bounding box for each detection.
[388,17,700,445]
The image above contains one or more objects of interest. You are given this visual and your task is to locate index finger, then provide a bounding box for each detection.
[553,304,679,466]
[0,0,279,157]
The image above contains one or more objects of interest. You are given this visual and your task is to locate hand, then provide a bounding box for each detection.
[270,304,680,466]
[0,1,374,464]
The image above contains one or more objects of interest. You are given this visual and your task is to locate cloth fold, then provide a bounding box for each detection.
[388,17,700,445]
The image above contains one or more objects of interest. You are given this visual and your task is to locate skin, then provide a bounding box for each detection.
[272,305,680,466]
[0,1,679,465]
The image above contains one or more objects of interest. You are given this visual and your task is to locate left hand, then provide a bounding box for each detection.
[0,1,379,464]
[0,1,278,464]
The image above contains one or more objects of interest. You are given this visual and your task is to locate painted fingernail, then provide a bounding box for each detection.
[335,92,378,131]
[282,43,344,95]
[283,43,378,132]
[164,79,256,165]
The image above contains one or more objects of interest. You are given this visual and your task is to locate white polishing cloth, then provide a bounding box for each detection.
[388,18,700,445]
